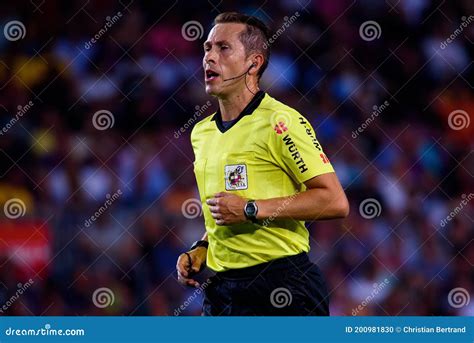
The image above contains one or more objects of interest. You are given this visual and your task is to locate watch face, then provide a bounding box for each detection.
[246,202,257,216]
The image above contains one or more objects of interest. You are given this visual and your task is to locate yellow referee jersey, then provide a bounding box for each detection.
[191,91,334,272]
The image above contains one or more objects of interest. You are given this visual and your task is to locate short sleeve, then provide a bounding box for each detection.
[268,113,334,184]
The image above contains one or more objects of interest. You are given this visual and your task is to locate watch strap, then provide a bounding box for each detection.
[190,240,209,251]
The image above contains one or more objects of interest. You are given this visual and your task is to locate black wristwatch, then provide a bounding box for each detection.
[244,200,259,223]
[190,240,209,251]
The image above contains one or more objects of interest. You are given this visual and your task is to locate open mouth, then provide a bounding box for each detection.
[205,70,220,81]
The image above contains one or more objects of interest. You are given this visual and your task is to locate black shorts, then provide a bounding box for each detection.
[202,252,330,316]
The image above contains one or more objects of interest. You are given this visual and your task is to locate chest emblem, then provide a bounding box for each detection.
[224,164,248,190]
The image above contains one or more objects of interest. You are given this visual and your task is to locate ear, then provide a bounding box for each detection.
[247,54,265,76]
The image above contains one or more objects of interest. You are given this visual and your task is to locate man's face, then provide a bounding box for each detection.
[203,23,250,97]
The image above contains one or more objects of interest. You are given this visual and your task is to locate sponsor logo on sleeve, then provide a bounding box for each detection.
[282,134,308,174]
[299,117,322,151]
[320,153,330,164]
[274,121,288,134]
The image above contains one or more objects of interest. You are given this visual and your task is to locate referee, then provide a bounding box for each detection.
[176,12,349,316]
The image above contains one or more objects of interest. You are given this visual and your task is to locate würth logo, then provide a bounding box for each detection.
[274,121,288,134]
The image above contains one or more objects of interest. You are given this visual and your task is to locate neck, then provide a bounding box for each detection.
[218,87,260,121]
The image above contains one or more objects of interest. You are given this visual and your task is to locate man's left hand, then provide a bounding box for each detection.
[206,192,247,225]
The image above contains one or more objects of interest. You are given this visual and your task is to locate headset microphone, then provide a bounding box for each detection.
[222,63,256,82]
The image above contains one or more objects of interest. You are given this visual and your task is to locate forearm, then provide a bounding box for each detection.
[256,187,348,221]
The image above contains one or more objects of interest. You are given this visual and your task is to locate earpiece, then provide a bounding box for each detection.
[223,62,259,86]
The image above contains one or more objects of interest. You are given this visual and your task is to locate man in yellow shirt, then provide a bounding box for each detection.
[176,12,349,316]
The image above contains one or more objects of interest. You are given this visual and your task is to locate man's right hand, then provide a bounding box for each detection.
[176,247,207,288]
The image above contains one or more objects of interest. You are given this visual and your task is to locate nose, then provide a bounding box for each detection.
[204,48,217,66]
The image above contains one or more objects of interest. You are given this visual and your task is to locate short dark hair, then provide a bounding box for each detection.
[214,12,270,78]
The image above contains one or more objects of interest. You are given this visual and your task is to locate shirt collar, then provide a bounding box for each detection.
[211,91,266,133]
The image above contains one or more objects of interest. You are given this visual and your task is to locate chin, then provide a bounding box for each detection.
[205,86,221,97]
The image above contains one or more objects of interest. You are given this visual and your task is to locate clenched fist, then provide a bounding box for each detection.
[206,192,247,225]
[176,246,207,288]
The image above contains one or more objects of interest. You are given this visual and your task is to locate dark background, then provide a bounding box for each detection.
[0,0,472,316]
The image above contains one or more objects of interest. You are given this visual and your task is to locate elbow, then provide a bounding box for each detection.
[341,199,350,218]
[333,195,350,218]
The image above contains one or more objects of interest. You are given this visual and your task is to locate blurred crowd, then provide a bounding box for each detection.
[0,0,473,316]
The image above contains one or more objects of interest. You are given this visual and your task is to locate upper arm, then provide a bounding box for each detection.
[303,172,342,190]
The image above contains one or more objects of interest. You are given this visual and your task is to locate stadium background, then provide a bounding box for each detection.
[0,0,472,316]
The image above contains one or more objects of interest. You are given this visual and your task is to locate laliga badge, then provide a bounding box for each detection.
[225,164,248,190]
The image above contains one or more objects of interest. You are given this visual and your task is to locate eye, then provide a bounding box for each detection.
[221,45,229,50]
[204,46,211,52]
